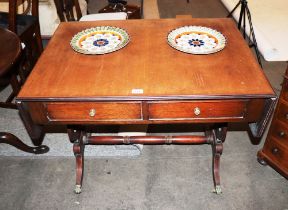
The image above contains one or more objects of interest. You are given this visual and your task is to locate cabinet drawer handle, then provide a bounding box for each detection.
[271,147,279,155]
[285,113,288,120]
[194,107,201,116]
[278,131,285,137]
[89,109,96,117]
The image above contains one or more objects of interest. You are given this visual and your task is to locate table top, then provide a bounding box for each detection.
[0,28,21,77]
[17,18,275,101]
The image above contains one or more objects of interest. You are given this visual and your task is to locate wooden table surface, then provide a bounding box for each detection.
[18,18,274,100]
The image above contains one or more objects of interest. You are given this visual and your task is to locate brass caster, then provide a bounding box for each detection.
[212,185,222,194]
[74,185,82,194]
[257,157,267,166]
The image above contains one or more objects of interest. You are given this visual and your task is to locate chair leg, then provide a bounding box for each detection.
[18,36,42,83]
[0,73,21,109]
[35,23,43,53]
[10,73,21,95]
[18,53,27,84]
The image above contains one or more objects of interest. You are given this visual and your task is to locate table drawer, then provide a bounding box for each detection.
[262,139,288,172]
[45,102,142,122]
[148,100,247,120]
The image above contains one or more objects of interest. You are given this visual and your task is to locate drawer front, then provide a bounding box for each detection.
[148,100,247,120]
[281,77,288,102]
[276,102,288,124]
[262,139,288,172]
[45,102,142,122]
[269,120,288,146]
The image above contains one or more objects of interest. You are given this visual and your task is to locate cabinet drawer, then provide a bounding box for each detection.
[276,102,288,124]
[45,102,142,122]
[269,120,288,146]
[281,77,288,102]
[148,100,247,120]
[262,139,288,172]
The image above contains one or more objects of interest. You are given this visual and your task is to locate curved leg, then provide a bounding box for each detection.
[0,132,49,154]
[71,130,85,194]
[210,125,227,194]
[212,134,223,194]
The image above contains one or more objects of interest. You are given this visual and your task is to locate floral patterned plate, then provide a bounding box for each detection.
[70,26,130,55]
[167,26,226,54]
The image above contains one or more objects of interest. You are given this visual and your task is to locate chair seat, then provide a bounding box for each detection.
[0,12,37,36]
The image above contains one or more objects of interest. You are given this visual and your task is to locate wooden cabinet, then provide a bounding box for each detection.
[258,67,288,178]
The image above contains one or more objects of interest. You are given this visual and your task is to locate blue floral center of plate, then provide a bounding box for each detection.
[93,39,109,47]
[188,39,204,47]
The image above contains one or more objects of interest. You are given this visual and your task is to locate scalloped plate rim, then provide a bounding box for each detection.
[167,25,227,55]
[70,26,130,55]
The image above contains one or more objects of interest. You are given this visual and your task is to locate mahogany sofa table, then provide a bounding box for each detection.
[16,18,276,194]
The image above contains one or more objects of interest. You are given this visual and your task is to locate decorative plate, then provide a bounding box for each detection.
[70,26,130,55]
[167,26,226,54]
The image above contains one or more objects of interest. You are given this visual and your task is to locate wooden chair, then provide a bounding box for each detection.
[53,0,127,22]
[54,0,85,21]
[0,28,22,109]
[0,0,43,82]
[54,0,144,22]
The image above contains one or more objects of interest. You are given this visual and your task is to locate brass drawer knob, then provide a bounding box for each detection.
[279,131,285,137]
[89,109,96,117]
[271,148,279,155]
[194,107,201,116]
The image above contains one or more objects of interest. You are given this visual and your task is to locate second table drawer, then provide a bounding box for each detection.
[45,102,142,122]
[148,100,247,120]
